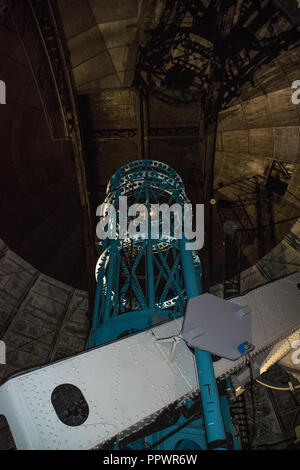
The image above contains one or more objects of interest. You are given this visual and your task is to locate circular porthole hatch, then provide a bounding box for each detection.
[51,384,89,426]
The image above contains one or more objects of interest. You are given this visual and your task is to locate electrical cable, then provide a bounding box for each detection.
[256,378,300,392]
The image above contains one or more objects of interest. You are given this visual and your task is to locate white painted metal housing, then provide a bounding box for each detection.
[0,272,299,449]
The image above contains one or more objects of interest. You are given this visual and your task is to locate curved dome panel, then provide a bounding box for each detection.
[0,19,88,290]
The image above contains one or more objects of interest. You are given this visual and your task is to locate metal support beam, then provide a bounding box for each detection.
[179,239,227,449]
[199,111,219,292]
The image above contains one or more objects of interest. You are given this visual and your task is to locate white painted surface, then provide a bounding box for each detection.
[0,272,299,449]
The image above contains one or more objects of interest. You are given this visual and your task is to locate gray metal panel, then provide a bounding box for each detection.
[181,293,252,360]
[213,272,300,377]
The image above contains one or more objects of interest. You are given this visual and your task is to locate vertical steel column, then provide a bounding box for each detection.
[103,244,117,322]
[147,240,155,310]
[179,239,227,450]
[92,275,102,327]
[146,188,155,310]
[220,395,242,450]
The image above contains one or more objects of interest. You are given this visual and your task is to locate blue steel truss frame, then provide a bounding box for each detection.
[86,160,239,450]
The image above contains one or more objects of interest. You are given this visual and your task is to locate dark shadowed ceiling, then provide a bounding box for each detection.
[0,13,87,289]
[0,0,299,292]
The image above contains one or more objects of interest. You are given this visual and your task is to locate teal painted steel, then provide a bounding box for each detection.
[87,160,236,450]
